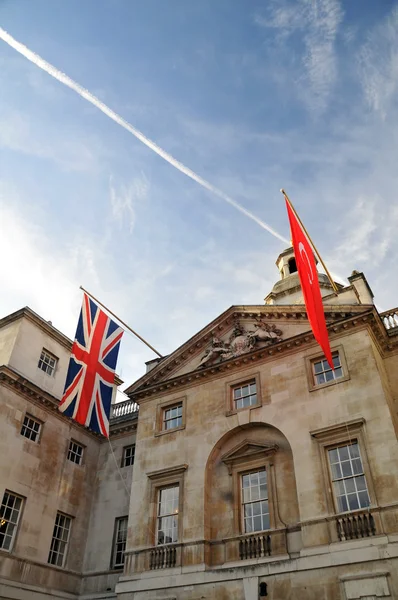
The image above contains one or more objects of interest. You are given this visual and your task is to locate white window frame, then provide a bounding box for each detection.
[156,485,179,545]
[241,468,270,533]
[112,516,128,569]
[313,353,343,386]
[48,512,72,567]
[20,414,42,443]
[233,380,257,411]
[162,404,183,431]
[38,349,58,377]
[306,346,350,392]
[121,444,135,468]
[328,442,371,513]
[0,490,24,552]
[67,440,84,465]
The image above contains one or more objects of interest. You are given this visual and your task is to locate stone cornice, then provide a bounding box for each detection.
[0,365,102,441]
[109,419,138,438]
[0,306,73,351]
[126,304,375,396]
[127,306,396,402]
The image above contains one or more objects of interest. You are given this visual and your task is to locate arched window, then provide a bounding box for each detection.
[288,257,297,274]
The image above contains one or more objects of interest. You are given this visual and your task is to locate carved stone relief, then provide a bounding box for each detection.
[198,320,283,368]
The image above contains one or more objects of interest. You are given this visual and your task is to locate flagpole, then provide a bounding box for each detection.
[280,189,339,294]
[79,285,163,358]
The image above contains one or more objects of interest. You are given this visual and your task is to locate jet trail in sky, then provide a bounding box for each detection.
[0,27,289,244]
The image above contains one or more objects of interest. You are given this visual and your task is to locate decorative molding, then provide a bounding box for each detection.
[221,440,278,475]
[0,365,118,441]
[126,306,396,403]
[0,306,73,351]
[198,320,282,368]
[147,464,188,481]
[310,418,365,442]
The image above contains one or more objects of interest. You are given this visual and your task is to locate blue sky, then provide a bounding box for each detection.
[1,0,398,389]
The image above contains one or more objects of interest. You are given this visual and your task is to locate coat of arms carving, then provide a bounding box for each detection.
[198,320,282,368]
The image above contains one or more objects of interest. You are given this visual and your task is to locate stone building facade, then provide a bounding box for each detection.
[1,247,398,599]
[0,307,137,599]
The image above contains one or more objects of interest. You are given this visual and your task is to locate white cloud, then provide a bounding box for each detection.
[255,0,343,114]
[358,6,398,119]
[0,111,100,172]
[109,173,149,231]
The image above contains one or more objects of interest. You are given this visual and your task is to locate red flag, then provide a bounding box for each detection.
[285,199,334,369]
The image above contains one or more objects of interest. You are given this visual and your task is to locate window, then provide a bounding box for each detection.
[233,381,257,410]
[241,469,270,533]
[48,512,72,567]
[313,353,343,386]
[311,418,376,521]
[307,346,349,391]
[155,398,186,436]
[0,491,24,551]
[67,440,84,465]
[328,442,370,512]
[288,257,297,274]
[38,349,58,376]
[20,414,42,442]
[163,404,183,431]
[112,517,128,568]
[156,485,179,545]
[121,445,135,467]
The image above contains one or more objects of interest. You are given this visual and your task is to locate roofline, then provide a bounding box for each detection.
[0,306,73,350]
[0,307,123,385]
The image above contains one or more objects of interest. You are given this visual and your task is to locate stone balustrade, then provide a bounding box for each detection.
[149,544,178,569]
[239,533,272,560]
[110,398,139,420]
[335,510,376,542]
[380,308,398,332]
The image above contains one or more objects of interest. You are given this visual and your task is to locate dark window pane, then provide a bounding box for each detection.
[348,494,359,511]
[337,495,348,512]
[341,461,353,477]
[352,459,363,475]
[358,491,370,508]
[338,446,349,461]
[330,463,342,479]
[325,370,334,382]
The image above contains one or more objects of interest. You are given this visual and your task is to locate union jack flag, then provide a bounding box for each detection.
[59,293,124,437]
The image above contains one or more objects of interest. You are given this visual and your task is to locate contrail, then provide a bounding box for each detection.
[0,27,289,244]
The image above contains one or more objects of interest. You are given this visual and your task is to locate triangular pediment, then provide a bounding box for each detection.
[125,303,375,397]
[221,440,279,464]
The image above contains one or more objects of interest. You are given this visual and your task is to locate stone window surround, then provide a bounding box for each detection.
[154,397,186,437]
[310,418,377,516]
[0,490,25,552]
[146,464,187,547]
[111,515,128,570]
[121,444,136,468]
[225,372,264,416]
[306,344,350,392]
[38,348,58,377]
[48,511,73,568]
[67,439,85,466]
[221,442,284,535]
[20,413,43,443]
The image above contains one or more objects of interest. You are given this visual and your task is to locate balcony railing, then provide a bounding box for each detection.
[239,534,272,560]
[380,308,398,333]
[149,544,178,569]
[110,398,139,421]
[335,510,376,542]
[221,529,287,564]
